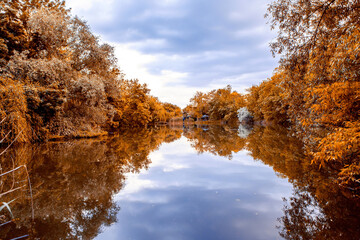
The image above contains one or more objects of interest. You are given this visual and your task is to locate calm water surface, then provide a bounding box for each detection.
[97,136,291,240]
[1,125,359,239]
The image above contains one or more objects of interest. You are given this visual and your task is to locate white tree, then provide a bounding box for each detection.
[237,107,252,123]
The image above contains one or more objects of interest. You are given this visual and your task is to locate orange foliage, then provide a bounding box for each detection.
[0,77,32,142]
[0,1,182,140]
[0,126,182,239]
[312,121,360,194]
[245,0,360,192]
[247,70,289,124]
[307,81,360,127]
[186,85,246,122]
[245,125,360,239]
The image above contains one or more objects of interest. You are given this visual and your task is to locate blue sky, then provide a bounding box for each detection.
[67,0,278,107]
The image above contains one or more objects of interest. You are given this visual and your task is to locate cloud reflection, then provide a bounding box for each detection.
[99,136,292,240]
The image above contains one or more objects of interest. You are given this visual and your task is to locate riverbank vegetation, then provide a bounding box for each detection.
[0,0,358,195]
[246,0,360,195]
[0,0,181,143]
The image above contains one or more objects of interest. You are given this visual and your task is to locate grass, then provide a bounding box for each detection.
[0,117,34,238]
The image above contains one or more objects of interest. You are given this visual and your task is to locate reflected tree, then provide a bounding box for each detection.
[246,125,308,181]
[279,187,360,240]
[2,124,359,239]
[245,125,360,240]
[0,127,181,239]
[182,125,246,159]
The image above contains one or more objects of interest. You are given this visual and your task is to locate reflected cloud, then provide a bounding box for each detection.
[4,125,358,239]
[0,127,182,239]
[102,126,292,240]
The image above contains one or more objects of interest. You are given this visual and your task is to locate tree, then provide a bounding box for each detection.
[0,0,67,61]
[112,79,152,128]
[183,125,246,159]
[0,77,32,142]
[190,91,211,118]
[187,85,246,122]
[246,70,289,124]
[265,0,360,192]
[0,0,181,140]
[266,0,360,127]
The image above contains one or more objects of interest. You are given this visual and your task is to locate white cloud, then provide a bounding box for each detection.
[67,0,115,22]
[112,42,216,107]
[66,0,279,108]
[130,8,186,22]
[233,26,269,38]
[155,27,183,37]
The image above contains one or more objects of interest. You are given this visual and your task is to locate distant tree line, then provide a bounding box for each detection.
[184,85,246,123]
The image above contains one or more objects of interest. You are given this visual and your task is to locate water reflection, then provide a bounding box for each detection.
[279,187,360,240]
[0,125,359,239]
[0,127,182,239]
[100,136,290,240]
[183,124,246,159]
[245,125,360,240]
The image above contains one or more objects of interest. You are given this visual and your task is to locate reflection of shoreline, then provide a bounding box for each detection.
[245,125,360,240]
[237,124,252,138]
[179,124,247,159]
[2,125,359,239]
[179,123,360,239]
[0,127,182,239]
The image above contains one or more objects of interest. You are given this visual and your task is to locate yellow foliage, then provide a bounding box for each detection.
[0,77,32,142]
[187,85,246,122]
[0,126,182,238]
[246,70,288,123]
[308,81,360,127]
[246,0,360,192]
[0,0,182,139]
[312,121,360,189]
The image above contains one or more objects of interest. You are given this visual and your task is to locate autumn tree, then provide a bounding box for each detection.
[189,91,211,118]
[183,125,246,159]
[0,77,32,142]
[162,102,182,119]
[262,0,360,192]
[110,79,152,128]
[0,0,67,61]
[266,0,360,127]
[207,85,246,122]
[0,127,182,238]
[0,0,181,141]
[246,69,289,124]
[186,85,246,122]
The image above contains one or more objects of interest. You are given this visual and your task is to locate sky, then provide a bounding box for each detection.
[66,0,278,108]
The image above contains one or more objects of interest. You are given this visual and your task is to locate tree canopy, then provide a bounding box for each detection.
[246,0,360,194]
[0,0,181,143]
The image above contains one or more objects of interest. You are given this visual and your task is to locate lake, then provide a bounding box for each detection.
[1,125,359,239]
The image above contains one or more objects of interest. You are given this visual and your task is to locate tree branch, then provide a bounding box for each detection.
[311,0,336,49]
